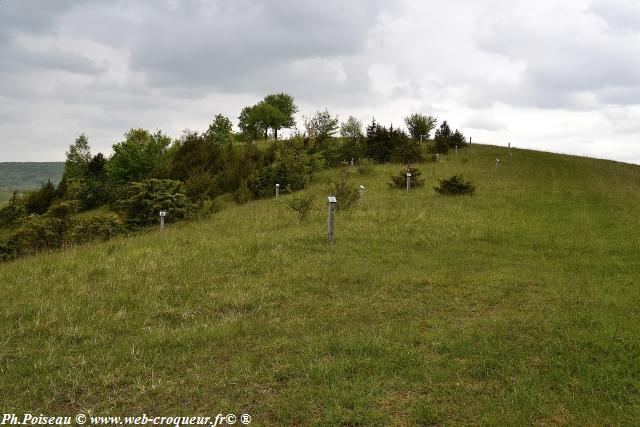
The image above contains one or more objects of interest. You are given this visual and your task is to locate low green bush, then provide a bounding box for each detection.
[389,167,425,189]
[63,213,126,244]
[1,216,64,260]
[280,194,315,222]
[434,175,475,195]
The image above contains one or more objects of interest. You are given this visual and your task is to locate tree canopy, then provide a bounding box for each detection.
[404,113,437,141]
[63,134,92,181]
[106,129,172,184]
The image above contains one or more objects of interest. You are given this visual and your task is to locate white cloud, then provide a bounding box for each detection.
[0,0,639,163]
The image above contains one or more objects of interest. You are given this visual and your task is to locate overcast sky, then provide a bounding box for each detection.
[1,0,640,163]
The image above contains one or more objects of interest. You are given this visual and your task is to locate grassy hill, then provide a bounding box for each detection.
[0,162,64,190]
[1,144,639,425]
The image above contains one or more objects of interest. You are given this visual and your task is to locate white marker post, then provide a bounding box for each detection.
[159,210,167,232]
[359,185,365,204]
[436,153,440,163]
[327,196,337,242]
[406,172,411,192]
[275,183,280,198]
[496,158,501,170]
[455,145,458,155]
[469,137,472,145]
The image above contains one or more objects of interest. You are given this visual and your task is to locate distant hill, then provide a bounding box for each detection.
[0,162,64,190]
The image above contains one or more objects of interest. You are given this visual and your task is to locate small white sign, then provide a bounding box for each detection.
[407,173,412,177]
[328,196,337,203]
[159,211,167,217]
[359,185,365,189]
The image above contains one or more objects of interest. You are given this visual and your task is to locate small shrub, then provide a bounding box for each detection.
[389,166,425,189]
[326,171,359,210]
[47,200,81,220]
[280,194,315,222]
[434,175,475,195]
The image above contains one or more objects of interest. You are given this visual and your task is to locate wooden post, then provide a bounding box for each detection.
[469,137,472,144]
[159,211,166,232]
[327,196,337,242]
[275,183,280,198]
[406,172,411,192]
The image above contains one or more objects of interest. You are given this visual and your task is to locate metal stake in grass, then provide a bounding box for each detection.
[406,172,411,192]
[327,196,337,242]
[359,185,365,204]
[159,210,166,232]
[496,158,501,170]
[275,183,280,198]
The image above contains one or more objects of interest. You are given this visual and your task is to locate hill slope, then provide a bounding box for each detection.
[1,145,639,425]
[0,161,64,190]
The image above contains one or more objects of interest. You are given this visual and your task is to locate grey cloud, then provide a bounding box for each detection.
[463,113,508,131]
[474,1,640,108]
[123,0,383,94]
[0,42,104,75]
[589,0,640,32]
[0,0,87,41]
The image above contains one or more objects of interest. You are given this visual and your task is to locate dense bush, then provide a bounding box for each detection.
[63,213,126,244]
[47,200,81,220]
[247,142,309,198]
[433,121,467,152]
[391,136,423,163]
[184,172,219,202]
[434,175,475,195]
[1,216,65,260]
[0,211,127,261]
[389,167,425,189]
[24,180,58,214]
[117,179,193,226]
[0,192,26,228]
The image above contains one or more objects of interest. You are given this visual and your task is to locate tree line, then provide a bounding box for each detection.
[0,92,467,261]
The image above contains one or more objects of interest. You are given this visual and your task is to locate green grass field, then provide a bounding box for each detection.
[1,144,639,425]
